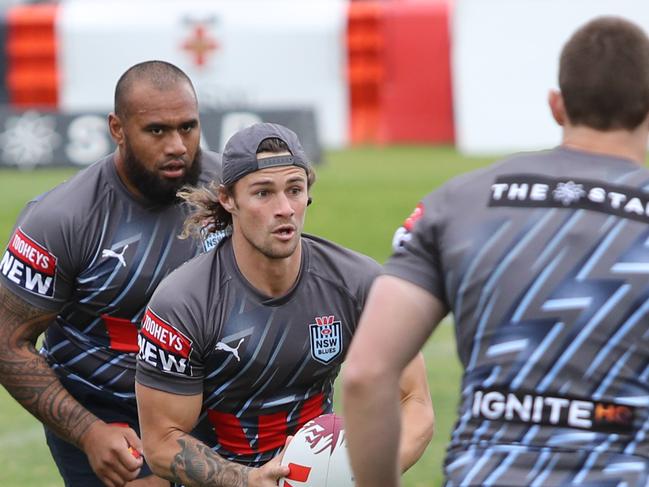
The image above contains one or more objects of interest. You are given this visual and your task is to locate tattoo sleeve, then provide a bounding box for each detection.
[0,283,98,447]
[170,434,251,487]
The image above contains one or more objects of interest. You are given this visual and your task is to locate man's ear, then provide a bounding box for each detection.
[108,112,124,145]
[548,90,567,126]
[218,186,237,214]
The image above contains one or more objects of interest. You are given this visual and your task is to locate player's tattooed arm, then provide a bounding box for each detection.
[169,434,251,487]
[0,283,99,447]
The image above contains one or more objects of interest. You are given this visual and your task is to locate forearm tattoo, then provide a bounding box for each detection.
[170,435,251,487]
[0,284,97,446]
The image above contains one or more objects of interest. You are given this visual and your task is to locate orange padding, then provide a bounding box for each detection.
[6,3,59,107]
[347,2,384,144]
[347,0,454,144]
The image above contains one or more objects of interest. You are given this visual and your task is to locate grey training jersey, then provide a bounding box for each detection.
[136,235,380,466]
[386,147,649,486]
[0,151,221,402]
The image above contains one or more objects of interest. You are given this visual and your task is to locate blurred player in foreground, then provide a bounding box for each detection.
[134,122,434,487]
[344,16,649,487]
[0,60,221,486]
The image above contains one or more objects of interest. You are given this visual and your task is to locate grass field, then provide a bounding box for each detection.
[0,146,495,486]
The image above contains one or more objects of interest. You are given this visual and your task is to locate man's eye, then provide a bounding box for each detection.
[180,125,194,133]
[150,128,163,135]
[256,190,269,198]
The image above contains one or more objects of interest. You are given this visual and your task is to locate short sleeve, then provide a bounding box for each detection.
[383,188,448,305]
[0,200,78,311]
[136,275,207,396]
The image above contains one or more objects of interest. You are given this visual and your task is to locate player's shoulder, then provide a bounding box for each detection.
[419,148,563,208]
[151,241,222,305]
[302,234,381,285]
[198,149,222,185]
[157,249,214,290]
[437,150,546,191]
[19,154,115,226]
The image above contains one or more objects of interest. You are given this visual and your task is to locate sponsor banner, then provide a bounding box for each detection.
[472,388,635,434]
[0,108,320,169]
[58,0,348,147]
[309,315,342,365]
[138,308,193,376]
[0,228,56,297]
[489,175,649,223]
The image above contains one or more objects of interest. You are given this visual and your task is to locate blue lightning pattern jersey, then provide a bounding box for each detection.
[0,151,221,404]
[136,235,380,466]
[385,147,649,486]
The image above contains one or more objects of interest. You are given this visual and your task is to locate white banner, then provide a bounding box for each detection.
[57,0,348,148]
[453,0,649,155]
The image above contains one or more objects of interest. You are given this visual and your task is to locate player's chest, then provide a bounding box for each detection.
[76,208,198,306]
[204,294,358,384]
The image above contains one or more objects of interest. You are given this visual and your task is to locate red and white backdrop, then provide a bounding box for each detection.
[1,0,646,168]
[57,0,350,149]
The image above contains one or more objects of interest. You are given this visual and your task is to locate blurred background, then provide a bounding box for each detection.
[0,0,646,485]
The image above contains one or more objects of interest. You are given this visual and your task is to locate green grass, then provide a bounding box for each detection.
[0,146,495,486]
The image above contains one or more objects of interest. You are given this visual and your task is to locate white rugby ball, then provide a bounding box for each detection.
[279,413,354,487]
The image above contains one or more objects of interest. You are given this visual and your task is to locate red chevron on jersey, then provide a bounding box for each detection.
[207,393,325,456]
[140,308,192,358]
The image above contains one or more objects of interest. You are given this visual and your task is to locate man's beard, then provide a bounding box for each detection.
[123,143,202,205]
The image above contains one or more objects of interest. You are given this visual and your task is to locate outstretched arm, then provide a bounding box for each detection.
[136,383,289,487]
[398,352,434,472]
[343,275,446,487]
[0,282,144,487]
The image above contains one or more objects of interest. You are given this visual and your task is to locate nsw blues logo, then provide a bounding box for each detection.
[200,226,231,252]
[309,315,342,365]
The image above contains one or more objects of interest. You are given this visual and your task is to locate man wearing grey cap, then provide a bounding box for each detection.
[134,123,434,487]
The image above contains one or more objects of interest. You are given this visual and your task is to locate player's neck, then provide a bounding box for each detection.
[561,123,649,165]
[113,152,145,199]
[231,236,303,298]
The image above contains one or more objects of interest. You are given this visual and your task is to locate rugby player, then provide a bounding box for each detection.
[0,61,221,486]
[344,16,649,487]
[135,122,434,486]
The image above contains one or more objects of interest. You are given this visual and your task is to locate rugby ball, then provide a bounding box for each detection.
[279,413,354,487]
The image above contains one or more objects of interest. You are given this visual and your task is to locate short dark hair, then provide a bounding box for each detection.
[559,16,649,130]
[114,60,196,118]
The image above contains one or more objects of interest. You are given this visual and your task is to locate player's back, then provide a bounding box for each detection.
[400,147,649,485]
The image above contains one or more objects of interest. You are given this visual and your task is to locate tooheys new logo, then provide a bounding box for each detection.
[0,228,57,297]
[138,308,193,376]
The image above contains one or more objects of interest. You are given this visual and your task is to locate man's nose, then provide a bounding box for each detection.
[165,130,187,157]
[275,192,296,217]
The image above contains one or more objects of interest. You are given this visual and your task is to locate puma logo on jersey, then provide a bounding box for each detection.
[215,338,245,362]
[102,245,128,268]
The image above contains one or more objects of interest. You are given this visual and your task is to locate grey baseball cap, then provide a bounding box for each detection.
[221,123,311,185]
